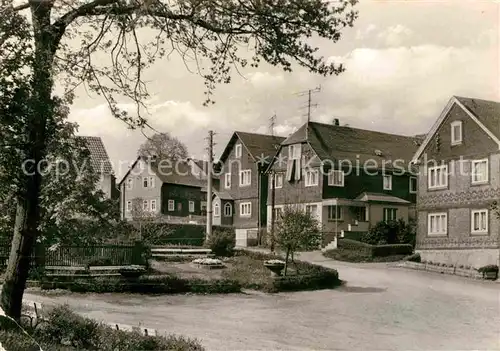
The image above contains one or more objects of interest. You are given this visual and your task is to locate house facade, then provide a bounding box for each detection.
[214,132,285,246]
[411,96,500,267]
[119,156,211,223]
[78,136,117,200]
[266,121,419,247]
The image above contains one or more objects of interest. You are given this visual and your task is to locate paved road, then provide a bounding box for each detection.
[25,251,500,350]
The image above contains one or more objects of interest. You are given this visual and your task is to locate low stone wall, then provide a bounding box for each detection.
[397,261,483,279]
[416,249,499,269]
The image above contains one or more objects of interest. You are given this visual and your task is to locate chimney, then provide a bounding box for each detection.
[333,118,340,126]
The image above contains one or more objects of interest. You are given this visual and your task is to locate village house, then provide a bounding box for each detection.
[411,96,500,267]
[213,131,285,246]
[265,120,419,247]
[77,136,118,200]
[118,156,217,223]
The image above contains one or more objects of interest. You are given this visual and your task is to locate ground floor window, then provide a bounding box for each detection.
[327,205,343,220]
[224,203,232,217]
[383,208,397,222]
[428,212,447,235]
[240,202,251,217]
[354,207,367,222]
[305,204,318,218]
[471,209,488,234]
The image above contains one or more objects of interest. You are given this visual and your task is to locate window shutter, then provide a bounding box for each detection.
[286,159,294,181]
[294,158,301,181]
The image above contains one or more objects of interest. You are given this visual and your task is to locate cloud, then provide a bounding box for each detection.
[320,44,499,134]
[378,24,414,47]
[246,72,285,88]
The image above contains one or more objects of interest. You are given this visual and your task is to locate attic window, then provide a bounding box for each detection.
[451,121,462,145]
[374,149,383,156]
[235,144,242,158]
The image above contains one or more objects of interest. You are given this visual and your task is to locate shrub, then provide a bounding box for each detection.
[204,228,235,257]
[361,219,415,246]
[403,253,421,262]
[477,264,499,273]
[30,305,205,350]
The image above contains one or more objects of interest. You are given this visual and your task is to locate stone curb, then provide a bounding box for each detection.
[395,262,488,280]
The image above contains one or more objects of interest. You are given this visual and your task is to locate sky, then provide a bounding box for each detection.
[63,0,499,179]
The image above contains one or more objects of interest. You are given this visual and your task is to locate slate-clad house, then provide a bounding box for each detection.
[119,156,215,222]
[77,136,118,200]
[266,120,419,247]
[214,131,285,246]
[411,96,500,267]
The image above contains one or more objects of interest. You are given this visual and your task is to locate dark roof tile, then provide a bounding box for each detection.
[76,136,113,174]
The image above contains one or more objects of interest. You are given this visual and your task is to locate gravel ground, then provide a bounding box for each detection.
[24,251,500,351]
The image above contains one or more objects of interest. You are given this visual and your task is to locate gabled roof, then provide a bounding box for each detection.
[118,156,206,188]
[271,121,419,170]
[411,96,500,162]
[218,131,285,164]
[76,136,114,175]
[187,158,218,180]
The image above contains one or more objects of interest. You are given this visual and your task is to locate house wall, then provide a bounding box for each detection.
[218,139,259,229]
[416,102,500,266]
[268,142,323,205]
[368,203,409,226]
[121,160,162,220]
[97,174,113,199]
[322,169,416,204]
[162,183,204,217]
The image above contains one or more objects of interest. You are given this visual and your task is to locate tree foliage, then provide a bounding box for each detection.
[274,205,321,275]
[138,132,189,161]
[361,219,416,247]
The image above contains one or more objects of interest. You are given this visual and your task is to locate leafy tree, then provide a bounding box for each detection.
[1,0,358,320]
[361,219,415,246]
[138,132,189,161]
[274,205,321,275]
[130,197,159,239]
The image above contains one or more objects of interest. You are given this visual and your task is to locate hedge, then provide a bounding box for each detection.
[40,275,241,294]
[138,223,234,246]
[337,238,412,257]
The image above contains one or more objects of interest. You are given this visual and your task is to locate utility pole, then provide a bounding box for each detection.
[206,130,215,238]
[270,169,276,253]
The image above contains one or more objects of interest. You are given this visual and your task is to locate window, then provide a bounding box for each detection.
[239,169,251,186]
[410,177,417,193]
[168,199,174,211]
[224,173,231,189]
[272,207,283,221]
[428,213,447,236]
[142,176,155,188]
[305,204,318,218]
[150,200,157,212]
[471,159,488,184]
[382,175,392,190]
[451,120,462,145]
[288,144,301,160]
[471,209,488,234]
[126,201,132,212]
[327,206,343,220]
[354,207,367,222]
[224,203,232,217]
[201,203,207,215]
[270,173,283,189]
[214,203,220,216]
[235,144,242,158]
[305,169,319,186]
[428,165,448,189]
[143,199,149,211]
[126,178,133,189]
[240,202,251,217]
[328,170,344,187]
[189,201,195,213]
[383,208,397,221]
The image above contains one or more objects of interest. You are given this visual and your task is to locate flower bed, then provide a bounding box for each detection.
[192,258,225,269]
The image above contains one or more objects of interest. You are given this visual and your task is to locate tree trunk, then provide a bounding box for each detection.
[284,248,290,276]
[0,0,55,321]
[1,185,41,320]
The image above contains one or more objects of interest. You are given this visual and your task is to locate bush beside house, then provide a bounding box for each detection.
[324,238,413,262]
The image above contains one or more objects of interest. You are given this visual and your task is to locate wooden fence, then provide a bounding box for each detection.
[0,244,147,268]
